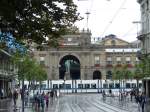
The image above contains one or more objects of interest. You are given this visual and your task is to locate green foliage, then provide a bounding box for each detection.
[134,57,150,79]
[0,0,81,45]
[12,52,47,81]
[112,64,133,80]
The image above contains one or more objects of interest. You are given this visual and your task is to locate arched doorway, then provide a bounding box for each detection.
[93,70,102,79]
[59,55,80,80]
[106,71,112,79]
[93,70,102,93]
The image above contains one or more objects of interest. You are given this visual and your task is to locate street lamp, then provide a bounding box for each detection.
[132,21,142,38]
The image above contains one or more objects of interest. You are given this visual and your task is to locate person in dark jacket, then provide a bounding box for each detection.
[139,93,146,112]
[13,90,18,106]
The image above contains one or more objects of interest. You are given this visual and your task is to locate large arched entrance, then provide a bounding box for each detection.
[59,55,80,80]
[93,70,102,93]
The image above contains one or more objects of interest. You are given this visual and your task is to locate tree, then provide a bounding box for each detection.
[133,57,150,93]
[113,64,133,93]
[0,0,81,45]
[12,52,47,87]
[35,64,47,92]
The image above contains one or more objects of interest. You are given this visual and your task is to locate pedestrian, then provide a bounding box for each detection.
[0,88,3,99]
[54,89,57,99]
[140,93,146,112]
[50,90,54,104]
[13,89,18,106]
[8,88,12,98]
[102,90,106,101]
[130,90,133,101]
[45,92,49,108]
[24,92,29,106]
[40,93,45,111]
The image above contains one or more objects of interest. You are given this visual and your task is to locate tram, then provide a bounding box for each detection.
[24,79,142,93]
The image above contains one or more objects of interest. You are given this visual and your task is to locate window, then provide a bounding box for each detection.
[40,56,45,65]
[53,84,58,89]
[94,56,100,64]
[66,84,71,89]
[126,57,131,64]
[106,57,112,64]
[78,84,83,89]
[84,84,90,89]
[115,83,120,89]
[103,84,108,89]
[68,38,72,42]
[109,83,114,89]
[135,57,139,64]
[116,57,121,61]
[91,84,96,89]
[126,83,131,89]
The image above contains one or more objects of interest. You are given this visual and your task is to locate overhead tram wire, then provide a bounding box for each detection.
[122,25,137,38]
[101,0,127,37]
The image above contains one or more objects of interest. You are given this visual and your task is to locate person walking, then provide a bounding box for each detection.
[130,90,134,101]
[45,92,49,108]
[40,93,45,112]
[140,93,146,112]
[50,90,54,105]
[13,89,18,107]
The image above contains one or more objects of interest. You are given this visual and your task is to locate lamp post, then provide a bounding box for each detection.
[22,77,25,112]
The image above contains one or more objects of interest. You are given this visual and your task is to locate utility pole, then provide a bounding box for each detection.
[85,11,90,30]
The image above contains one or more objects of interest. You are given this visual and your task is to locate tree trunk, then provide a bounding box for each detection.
[136,79,139,94]
[40,81,42,93]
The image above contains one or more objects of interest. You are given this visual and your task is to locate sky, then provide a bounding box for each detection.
[73,0,141,42]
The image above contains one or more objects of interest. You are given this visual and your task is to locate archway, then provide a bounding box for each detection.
[93,70,102,93]
[59,55,80,80]
[106,71,112,79]
[93,70,102,79]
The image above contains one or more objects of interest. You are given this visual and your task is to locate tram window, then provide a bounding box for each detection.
[41,84,46,89]
[91,84,96,89]
[59,84,64,89]
[53,84,58,89]
[132,83,136,88]
[85,84,90,89]
[126,83,131,88]
[139,83,142,88]
[24,85,27,90]
[66,84,71,89]
[103,84,108,89]
[109,83,114,89]
[115,83,120,89]
[78,84,83,89]
[36,84,39,89]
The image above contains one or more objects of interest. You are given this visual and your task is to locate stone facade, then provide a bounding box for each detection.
[137,0,150,54]
[32,31,140,80]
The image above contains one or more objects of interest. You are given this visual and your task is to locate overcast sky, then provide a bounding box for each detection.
[73,0,141,42]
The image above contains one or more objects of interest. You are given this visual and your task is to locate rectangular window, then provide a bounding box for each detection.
[126,57,131,64]
[53,84,58,89]
[103,83,108,89]
[126,83,131,89]
[40,56,45,65]
[107,57,112,64]
[91,84,96,89]
[78,84,83,89]
[84,84,90,89]
[109,83,114,89]
[66,84,71,89]
[94,56,100,64]
[116,57,121,61]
